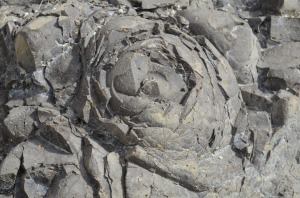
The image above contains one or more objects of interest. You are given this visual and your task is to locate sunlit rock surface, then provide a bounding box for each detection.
[0,0,299,197]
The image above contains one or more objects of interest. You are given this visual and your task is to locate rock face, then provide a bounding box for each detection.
[178,9,260,84]
[262,0,300,15]
[0,0,299,197]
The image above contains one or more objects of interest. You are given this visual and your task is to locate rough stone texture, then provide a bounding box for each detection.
[141,0,189,9]
[15,16,63,72]
[0,0,299,197]
[257,42,300,92]
[126,163,200,197]
[262,0,300,15]
[3,106,37,140]
[178,9,260,84]
[270,16,300,42]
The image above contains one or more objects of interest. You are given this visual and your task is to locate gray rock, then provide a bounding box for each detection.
[15,16,63,72]
[270,16,300,43]
[3,106,37,140]
[265,67,300,92]
[126,163,200,198]
[141,0,189,9]
[178,9,259,84]
[0,0,300,197]
[0,145,23,194]
[79,15,243,192]
[22,165,65,198]
[247,110,272,169]
[22,139,78,170]
[45,170,93,198]
[36,122,74,154]
[258,42,300,91]
[215,0,262,12]
[233,107,274,169]
[262,0,300,15]
[226,24,260,84]
[105,152,123,198]
[240,85,273,112]
[83,137,110,197]
[190,0,214,10]
[271,90,299,126]
[3,0,42,5]
[0,194,13,198]
[178,9,238,54]
[258,42,300,69]
[36,107,60,123]
[45,46,81,91]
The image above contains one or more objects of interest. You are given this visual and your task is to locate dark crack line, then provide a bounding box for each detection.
[80,138,101,198]
[103,156,113,198]
[14,148,28,198]
[121,158,128,198]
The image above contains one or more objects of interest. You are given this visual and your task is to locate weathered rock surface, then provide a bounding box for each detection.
[258,42,300,92]
[0,0,299,197]
[262,0,300,15]
[269,16,300,42]
[178,9,260,84]
[126,163,200,197]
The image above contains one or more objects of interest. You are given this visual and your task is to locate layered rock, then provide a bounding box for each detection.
[0,0,299,197]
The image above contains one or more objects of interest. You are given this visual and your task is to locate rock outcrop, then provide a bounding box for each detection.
[0,0,299,197]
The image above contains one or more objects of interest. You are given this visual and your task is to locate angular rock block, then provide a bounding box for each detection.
[271,90,299,126]
[178,9,260,84]
[270,16,300,42]
[126,163,199,198]
[240,85,273,112]
[14,14,82,106]
[0,145,23,195]
[258,42,300,92]
[15,16,63,72]
[3,106,37,140]
[45,170,93,198]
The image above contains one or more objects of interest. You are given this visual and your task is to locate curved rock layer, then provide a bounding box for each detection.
[0,0,299,197]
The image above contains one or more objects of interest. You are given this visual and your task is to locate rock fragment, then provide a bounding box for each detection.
[83,137,110,197]
[141,0,189,9]
[271,90,299,126]
[15,16,63,72]
[22,165,65,198]
[247,110,272,169]
[3,106,37,140]
[105,152,123,198]
[126,163,200,198]
[178,9,238,54]
[262,0,300,15]
[270,16,300,42]
[258,42,300,92]
[240,85,273,112]
[178,9,259,84]
[0,145,23,195]
[45,166,93,198]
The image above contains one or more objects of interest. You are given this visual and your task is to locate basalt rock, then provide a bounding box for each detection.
[0,0,299,197]
[269,16,300,43]
[262,0,300,15]
[77,14,242,192]
[178,9,260,84]
[258,42,300,92]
